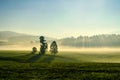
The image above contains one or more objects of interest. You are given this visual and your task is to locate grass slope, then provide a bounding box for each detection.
[0,50,120,80]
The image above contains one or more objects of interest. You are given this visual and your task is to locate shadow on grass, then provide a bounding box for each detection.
[26,54,43,62]
[0,53,79,63]
[41,55,55,63]
[0,56,20,62]
[0,52,55,63]
[0,53,34,63]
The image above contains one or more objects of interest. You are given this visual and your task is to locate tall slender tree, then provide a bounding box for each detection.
[39,36,48,55]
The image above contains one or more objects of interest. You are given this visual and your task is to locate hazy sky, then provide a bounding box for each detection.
[0,0,120,38]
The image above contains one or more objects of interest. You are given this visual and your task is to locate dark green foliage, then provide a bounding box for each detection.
[39,36,48,55]
[50,41,58,55]
[31,47,37,54]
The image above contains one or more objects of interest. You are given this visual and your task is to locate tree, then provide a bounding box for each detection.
[39,36,48,55]
[60,34,120,47]
[31,47,37,54]
[50,41,58,55]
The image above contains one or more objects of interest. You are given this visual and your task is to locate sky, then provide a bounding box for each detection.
[0,0,120,38]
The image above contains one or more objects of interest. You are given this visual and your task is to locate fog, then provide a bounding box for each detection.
[0,45,35,51]
[0,45,120,53]
[59,46,120,53]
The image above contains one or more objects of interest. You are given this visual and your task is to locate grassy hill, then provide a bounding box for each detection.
[0,31,25,40]
[0,31,56,45]
[0,50,120,63]
[0,50,120,79]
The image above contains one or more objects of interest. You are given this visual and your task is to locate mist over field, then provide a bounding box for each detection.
[0,44,120,52]
[1,31,120,64]
[0,31,120,53]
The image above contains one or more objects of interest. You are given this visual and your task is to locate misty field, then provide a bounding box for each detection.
[0,50,120,80]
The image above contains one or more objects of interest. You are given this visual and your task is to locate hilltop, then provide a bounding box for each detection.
[0,31,56,45]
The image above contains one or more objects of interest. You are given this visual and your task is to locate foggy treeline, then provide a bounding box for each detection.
[60,34,120,47]
[0,31,120,48]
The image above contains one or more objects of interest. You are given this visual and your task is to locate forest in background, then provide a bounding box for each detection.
[60,34,120,47]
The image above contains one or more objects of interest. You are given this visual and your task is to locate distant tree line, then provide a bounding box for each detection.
[60,34,120,47]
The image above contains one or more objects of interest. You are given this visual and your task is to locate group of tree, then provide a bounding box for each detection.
[32,36,58,55]
[60,34,120,47]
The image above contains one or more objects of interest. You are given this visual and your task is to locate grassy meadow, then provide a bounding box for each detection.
[0,50,120,80]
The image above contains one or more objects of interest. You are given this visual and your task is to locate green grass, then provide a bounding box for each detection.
[0,50,30,57]
[55,51,120,63]
[1,50,120,63]
[0,50,120,80]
